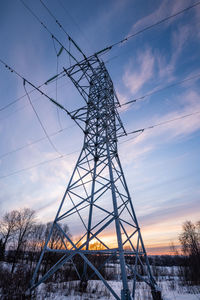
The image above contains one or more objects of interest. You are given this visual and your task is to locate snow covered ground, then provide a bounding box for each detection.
[35,276,200,300]
[1,262,200,299]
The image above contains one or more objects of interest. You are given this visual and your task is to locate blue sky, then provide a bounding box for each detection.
[0,0,200,254]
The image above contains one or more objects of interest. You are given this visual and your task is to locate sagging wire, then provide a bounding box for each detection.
[52,37,63,131]
[68,37,72,67]
[119,110,200,144]
[1,108,200,179]
[0,57,84,132]
[23,79,63,157]
[119,130,144,145]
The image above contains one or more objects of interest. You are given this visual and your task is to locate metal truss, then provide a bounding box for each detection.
[30,56,162,300]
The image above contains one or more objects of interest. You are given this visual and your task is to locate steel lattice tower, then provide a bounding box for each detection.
[30,55,162,300]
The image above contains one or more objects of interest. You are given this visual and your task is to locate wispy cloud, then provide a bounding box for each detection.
[123,48,155,95]
[123,0,199,90]
[157,23,195,81]
[129,0,193,34]
[140,196,200,227]
[119,89,200,166]
[119,21,195,105]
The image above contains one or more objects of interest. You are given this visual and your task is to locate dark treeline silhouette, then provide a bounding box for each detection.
[0,208,71,298]
[0,209,199,298]
[179,220,200,285]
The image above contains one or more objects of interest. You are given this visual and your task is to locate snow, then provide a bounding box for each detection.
[35,277,200,300]
[1,263,200,299]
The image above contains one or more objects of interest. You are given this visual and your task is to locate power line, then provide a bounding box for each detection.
[66,1,200,58]
[52,37,63,130]
[1,62,199,123]
[19,0,200,72]
[2,0,198,116]
[1,109,200,180]
[40,0,87,60]
[0,78,70,123]
[1,1,199,180]
[1,57,199,163]
[0,71,74,124]
[20,0,83,65]
[57,0,94,52]
[108,1,200,50]
[20,0,100,91]
[119,72,200,108]
[0,68,66,113]
[119,131,144,144]
[0,124,75,160]
[2,105,199,162]
[2,1,197,114]
[120,110,200,141]
[45,1,200,59]
[0,58,83,131]
[21,0,200,78]
[23,80,61,156]
[0,150,79,180]
[1,66,199,121]
[144,110,200,130]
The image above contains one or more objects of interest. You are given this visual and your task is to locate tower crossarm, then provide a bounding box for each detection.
[66,56,126,140]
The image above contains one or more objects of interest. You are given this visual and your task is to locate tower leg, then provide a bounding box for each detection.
[151,288,162,300]
[79,279,88,293]
[121,289,131,300]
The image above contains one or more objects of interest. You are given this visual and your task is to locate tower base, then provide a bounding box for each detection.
[121,288,131,300]
[151,289,162,300]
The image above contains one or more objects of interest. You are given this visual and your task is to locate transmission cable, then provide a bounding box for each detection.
[20,0,200,61]
[0,68,66,113]
[1,63,200,121]
[0,150,79,180]
[119,72,200,108]
[0,124,75,160]
[68,38,72,67]
[64,1,200,58]
[2,98,199,161]
[2,1,199,114]
[19,0,79,65]
[0,77,72,124]
[1,108,200,180]
[0,58,83,131]
[40,0,87,60]
[52,37,63,130]
[100,1,200,54]
[23,80,62,156]
[119,110,200,141]
[20,0,96,77]
[47,1,200,58]
[58,0,94,52]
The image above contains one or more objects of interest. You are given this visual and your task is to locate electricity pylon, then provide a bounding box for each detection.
[30,55,162,300]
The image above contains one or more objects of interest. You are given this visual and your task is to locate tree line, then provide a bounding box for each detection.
[179,220,200,285]
[0,208,199,298]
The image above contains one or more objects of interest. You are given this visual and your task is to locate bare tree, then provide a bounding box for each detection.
[0,210,19,250]
[26,223,46,271]
[42,222,70,277]
[45,222,70,250]
[179,220,200,284]
[179,221,200,256]
[11,208,36,273]
[0,238,5,260]
[27,223,46,251]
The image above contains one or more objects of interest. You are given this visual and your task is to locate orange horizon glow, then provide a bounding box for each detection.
[72,233,181,256]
